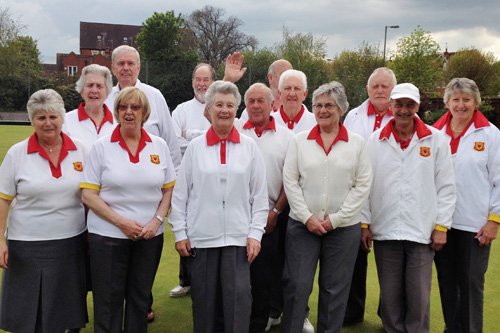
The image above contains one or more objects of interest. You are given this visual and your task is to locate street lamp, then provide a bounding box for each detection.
[383,25,399,65]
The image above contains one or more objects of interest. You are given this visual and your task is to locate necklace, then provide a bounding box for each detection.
[40,138,61,153]
[450,124,466,133]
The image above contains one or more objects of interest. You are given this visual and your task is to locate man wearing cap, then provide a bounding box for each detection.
[342,67,396,325]
[361,83,456,332]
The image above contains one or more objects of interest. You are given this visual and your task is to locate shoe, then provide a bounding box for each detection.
[147,309,155,323]
[265,315,282,331]
[169,285,191,297]
[303,318,314,333]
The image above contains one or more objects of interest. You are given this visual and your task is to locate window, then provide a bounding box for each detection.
[68,66,77,76]
[123,36,128,42]
[97,35,102,41]
[91,51,99,56]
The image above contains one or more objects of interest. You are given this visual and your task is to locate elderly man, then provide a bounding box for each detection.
[273,69,316,133]
[104,45,181,173]
[234,83,294,332]
[240,59,293,120]
[342,67,396,325]
[362,83,456,332]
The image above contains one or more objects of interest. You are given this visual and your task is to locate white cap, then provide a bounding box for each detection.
[390,83,420,104]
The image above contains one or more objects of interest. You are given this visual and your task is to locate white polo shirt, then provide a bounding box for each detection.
[171,97,211,156]
[273,104,316,134]
[0,133,87,241]
[343,99,394,141]
[235,117,294,209]
[62,102,116,152]
[80,127,176,239]
[104,79,182,173]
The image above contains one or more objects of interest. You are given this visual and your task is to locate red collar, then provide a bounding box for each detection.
[307,123,349,155]
[433,110,490,132]
[77,102,114,133]
[206,126,241,146]
[27,132,77,178]
[243,116,276,136]
[380,117,432,141]
[367,101,393,116]
[279,105,305,129]
[110,125,151,163]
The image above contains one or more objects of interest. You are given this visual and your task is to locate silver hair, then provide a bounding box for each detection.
[278,69,307,91]
[244,83,274,106]
[444,78,481,105]
[367,67,397,87]
[27,89,66,122]
[75,64,113,95]
[112,45,140,66]
[312,81,349,115]
[192,63,216,81]
[205,80,241,108]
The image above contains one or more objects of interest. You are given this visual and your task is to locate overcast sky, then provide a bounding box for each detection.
[2,0,500,64]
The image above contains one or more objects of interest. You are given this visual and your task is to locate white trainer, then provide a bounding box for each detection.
[169,285,191,297]
[303,318,314,333]
[265,315,282,331]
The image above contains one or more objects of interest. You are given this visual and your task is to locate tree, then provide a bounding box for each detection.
[330,42,384,109]
[136,11,200,109]
[186,6,256,70]
[0,7,25,46]
[389,26,443,98]
[444,48,500,98]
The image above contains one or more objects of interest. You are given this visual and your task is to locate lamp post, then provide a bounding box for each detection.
[383,25,399,65]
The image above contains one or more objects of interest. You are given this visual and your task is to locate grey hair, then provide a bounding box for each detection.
[75,64,113,95]
[278,69,307,91]
[205,80,241,108]
[112,45,140,66]
[244,83,274,107]
[367,67,397,87]
[444,78,481,105]
[27,89,66,122]
[192,63,216,81]
[312,81,349,115]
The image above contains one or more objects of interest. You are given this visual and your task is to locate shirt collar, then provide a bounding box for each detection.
[379,116,432,141]
[77,102,114,124]
[27,132,77,154]
[279,105,305,124]
[367,101,393,117]
[243,116,276,132]
[433,110,490,132]
[206,126,241,146]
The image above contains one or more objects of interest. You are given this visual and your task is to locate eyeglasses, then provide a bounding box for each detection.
[393,101,418,109]
[313,103,338,111]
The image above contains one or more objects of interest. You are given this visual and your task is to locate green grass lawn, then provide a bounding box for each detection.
[1,124,500,332]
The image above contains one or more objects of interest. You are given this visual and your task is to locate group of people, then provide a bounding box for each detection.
[0,44,498,333]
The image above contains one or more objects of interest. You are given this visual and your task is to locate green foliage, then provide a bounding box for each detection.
[444,48,500,98]
[55,84,83,111]
[389,26,442,98]
[330,41,384,109]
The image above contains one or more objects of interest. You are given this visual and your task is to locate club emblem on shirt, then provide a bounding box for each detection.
[474,142,485,151]
[150,155,160,164]
[420,147,431,157]
[73,162,83,172]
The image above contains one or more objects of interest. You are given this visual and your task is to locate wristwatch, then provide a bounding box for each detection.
[155,214,164,224]
[272,207,281,215]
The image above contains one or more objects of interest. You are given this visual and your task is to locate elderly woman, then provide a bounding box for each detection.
[0,89,88,332]
[80,87,175,331]
[282,82,372,332]
[433,78,500,332]
[63,64,115,149]
[169,80,268,332]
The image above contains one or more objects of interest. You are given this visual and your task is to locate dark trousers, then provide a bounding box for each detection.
[282,219,360,333]
[434,228,491,333]
[178,255,192,287]
[343,247,367,324]
[89,233,163,333]
[250,229,279,332]
[269,207,289,319]
[190,246,252,333]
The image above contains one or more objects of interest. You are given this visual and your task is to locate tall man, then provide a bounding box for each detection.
[234,83,294,332]
[362,83,456,332]
[104,45,181,173]
[240,59,293,120]
[342,67,396,325]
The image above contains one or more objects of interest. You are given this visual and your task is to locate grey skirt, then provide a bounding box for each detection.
[0,232,88,332]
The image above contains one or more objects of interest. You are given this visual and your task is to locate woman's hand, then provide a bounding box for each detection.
[247,238,261,263]
[139,218,162,240]
[306,215,327,236]
[175,239,192,257]
[320,215,334,232]
[117,218,144,241]
[476,220,499,246]
[0,240,8,269]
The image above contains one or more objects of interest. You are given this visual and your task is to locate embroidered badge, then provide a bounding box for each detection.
[420,147,431,157]
[474,142,485,151]
[73,162,83,172]
[150,155,160,164]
